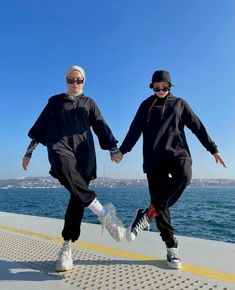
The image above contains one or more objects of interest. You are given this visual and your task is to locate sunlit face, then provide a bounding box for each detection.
[66,70,84,94]
[153,81,170,98]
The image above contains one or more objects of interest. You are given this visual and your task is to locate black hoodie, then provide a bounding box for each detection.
[119,93,218,173]
[28,93,118,179]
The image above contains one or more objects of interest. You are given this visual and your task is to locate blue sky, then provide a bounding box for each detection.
[0,0,234,179]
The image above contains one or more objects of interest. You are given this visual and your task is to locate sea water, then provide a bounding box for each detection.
[0,186,234,243]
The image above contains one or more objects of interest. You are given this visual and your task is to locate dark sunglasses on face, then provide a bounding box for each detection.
[153,87,170,92]
[67,78,84,84]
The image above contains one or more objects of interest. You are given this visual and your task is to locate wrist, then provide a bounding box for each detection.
[109,147,119,154]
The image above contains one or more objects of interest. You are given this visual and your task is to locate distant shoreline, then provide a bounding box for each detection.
[0,176,234,189]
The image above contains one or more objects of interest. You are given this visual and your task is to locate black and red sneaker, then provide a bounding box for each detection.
[126,205,158,242]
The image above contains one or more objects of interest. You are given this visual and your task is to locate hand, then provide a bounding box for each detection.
[110,150,123,164]
[213,152,227,168]
[22,156,30,170]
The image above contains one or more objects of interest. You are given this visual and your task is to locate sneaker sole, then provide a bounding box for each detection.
[56,262,74,272]
[126,226,136,242]
[110,228,125,242]
[166,260,181,270]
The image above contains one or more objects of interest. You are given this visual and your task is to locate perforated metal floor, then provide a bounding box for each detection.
[0,229,229,290]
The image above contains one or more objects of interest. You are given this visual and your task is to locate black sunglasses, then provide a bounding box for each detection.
[153,87,170,92]
[67,78,84,84]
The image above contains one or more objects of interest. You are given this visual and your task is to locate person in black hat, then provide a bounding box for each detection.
[111,69,226,269]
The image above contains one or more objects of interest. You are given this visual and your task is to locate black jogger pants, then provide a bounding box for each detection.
[50,154,97,242]
[147,158,192,245]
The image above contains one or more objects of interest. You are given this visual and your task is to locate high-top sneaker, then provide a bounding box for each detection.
[166,246,181,269]
[98,203,125,242]
[126,204,158,242]
[56,240,73,272]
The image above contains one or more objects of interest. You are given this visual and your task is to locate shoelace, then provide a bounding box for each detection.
[98,204,125,241]
[167,247,180,260]
[99,213,122,240]
[99,206,111,238]
[58,242,71,258]
[135,215,150,233]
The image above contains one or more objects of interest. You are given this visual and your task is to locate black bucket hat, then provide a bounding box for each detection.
[149,70,173,88]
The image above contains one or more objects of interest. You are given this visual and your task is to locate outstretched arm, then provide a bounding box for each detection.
[89,99,118,150]
[22,139,39,170]
[110,103,147,164]
[119,102,146,156]
[182,101,227,168]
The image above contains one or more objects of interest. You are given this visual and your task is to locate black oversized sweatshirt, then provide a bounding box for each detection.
[119,93,218,173]
[28,93,118,179]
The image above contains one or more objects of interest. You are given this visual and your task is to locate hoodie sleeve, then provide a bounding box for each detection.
[119,102,146,155]
[28,101,53,146]
[89,99,118,150]
[24,139,39,158]
[182,100,218,154]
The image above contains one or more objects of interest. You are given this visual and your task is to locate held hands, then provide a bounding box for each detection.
[22,156,30,170]
[110,148,123,164]
[213,152,227,168]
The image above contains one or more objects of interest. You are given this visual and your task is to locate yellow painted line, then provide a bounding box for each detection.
[75,240,160,261]
[0,224,235,284]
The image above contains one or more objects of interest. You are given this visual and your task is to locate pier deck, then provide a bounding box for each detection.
[0,211,234,289]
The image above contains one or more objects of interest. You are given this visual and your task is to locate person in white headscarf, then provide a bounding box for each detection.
[22,65,124,272]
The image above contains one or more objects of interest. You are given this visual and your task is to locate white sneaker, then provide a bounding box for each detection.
[166,246,181,270]
[98,203,125,242]
[56,240,74,272]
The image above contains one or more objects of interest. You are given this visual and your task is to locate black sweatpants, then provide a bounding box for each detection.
[146,158,192,246]
[50,154,97,242]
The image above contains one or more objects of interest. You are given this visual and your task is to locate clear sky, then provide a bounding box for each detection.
[0,0,234,179]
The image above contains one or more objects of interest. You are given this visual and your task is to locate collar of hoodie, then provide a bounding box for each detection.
[64,93,83,103]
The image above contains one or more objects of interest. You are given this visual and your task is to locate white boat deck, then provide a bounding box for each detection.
[0,211,234,290]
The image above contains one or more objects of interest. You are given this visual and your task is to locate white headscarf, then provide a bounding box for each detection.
[66,65,86,96]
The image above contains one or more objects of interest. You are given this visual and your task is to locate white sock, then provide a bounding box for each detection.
[88,198,106,217]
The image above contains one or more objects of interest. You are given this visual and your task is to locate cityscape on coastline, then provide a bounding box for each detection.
[0,176,235,189]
